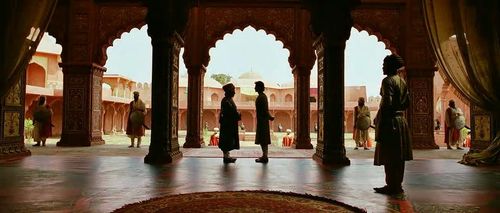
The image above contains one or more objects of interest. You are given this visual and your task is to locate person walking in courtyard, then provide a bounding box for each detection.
[373,54,412,195]
[218,83,240,164]
[32,96,53,146]
[126,91,146,148]
[254,81,275,163]
[353,97,371,150]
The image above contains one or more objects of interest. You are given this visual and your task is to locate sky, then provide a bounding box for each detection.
[103,25,391,97]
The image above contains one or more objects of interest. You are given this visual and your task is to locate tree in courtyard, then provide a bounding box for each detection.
[211,74,232,85]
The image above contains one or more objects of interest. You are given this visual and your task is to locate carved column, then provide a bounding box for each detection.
[144,33,184,164]
[183,6,208,148]
[57,64,105,146]
[183,65,206,148]
[312,35,350,165]
[56,0,104,146]
[309,0,355,165]
[403,0,438,149]
[144,0,188,164]
[292,67,313,149]
[406,69,439,149]
[0,75,30,159]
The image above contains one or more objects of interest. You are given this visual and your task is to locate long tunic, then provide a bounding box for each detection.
[374,74,412,165]
[33,104,53,141]
[126,99,146,137]
[354,105,370,145]
[219,97,240,152]
[255,93,272,145]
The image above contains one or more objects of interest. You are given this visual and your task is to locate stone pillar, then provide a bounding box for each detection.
[143,0,188,164]
[406,69,439,149]
[183,65,206,148]
[144,33,184,164]
[312,35,350,165]
[307,0,355,165]
[0,75,31,159]
[57,63,105,146]
[292,66,313,149]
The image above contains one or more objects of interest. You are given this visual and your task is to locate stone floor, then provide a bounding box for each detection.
[3,135,496,213]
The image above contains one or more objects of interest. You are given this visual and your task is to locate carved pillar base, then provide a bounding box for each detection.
[57,63,105,147]
[293,66,313,149]
[313,35,350,165]
[407,71,439,149]
[183,66,206,148]
[0,76,31,159]
[470,104,497,151]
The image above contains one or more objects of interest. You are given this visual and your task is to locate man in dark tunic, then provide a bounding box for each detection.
[254,81,275,163]
[373,54,412,195]
[219,83,240,164]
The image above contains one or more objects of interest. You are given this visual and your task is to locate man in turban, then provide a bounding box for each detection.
[373,54,412,195]
[126,91,146,148]
[218,83,240,163]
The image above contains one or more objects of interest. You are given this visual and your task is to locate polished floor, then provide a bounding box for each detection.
[0,154,499,213]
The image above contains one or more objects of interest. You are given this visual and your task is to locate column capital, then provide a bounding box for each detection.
[60,62,106,75]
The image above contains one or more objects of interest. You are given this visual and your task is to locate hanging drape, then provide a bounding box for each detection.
[422,0,499,165]
[0,0,58,98]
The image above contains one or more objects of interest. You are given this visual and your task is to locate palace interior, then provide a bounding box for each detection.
[1,0,498,212]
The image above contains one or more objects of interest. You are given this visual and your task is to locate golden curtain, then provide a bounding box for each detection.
[422,0,499,165]
[0,0,58,98]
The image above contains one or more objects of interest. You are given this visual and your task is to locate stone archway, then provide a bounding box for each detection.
[5,0,437,164]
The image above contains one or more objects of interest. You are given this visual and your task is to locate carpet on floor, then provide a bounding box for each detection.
[112,191,366,213]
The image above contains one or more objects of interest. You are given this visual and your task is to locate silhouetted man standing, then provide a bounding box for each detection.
[254,81,274,163]
[373,54,412,195]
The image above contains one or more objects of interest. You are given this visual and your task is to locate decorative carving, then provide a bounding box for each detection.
[66,112,84,131]
[352,8,401,52]
[5,79,22,106]
[96,6,147,65]
[68,88,85,111]
[3,112,20,137]
[204,7,295,52]
[473,115,491,141]
[412,115,429,136]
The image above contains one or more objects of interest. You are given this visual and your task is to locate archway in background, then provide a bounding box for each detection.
[26,63,46,87]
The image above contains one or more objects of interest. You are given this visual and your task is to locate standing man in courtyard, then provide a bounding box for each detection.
[126,91,146,148]
[254,81,274,163]
[373,54,412,195]
[218,83,240,163]
[353,97,371,150]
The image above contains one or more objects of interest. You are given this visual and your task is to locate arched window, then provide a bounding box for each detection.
[211,93,219,102]
[26,63,46,87]
[285,94,293,102]
[270,94,276,102]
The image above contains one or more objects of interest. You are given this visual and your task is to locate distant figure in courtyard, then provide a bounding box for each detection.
[278,123,283,132]
[209,128,220,146]
[254,81,275,163]
[32,96,53,146]
[353,97,371,150]
[434,118,441,130]
[445,100,463,150]
[373,54,412,195]
[314,122,318,132]
[240,123,246,131]
[218,83,240,164]
[126,91,146,148]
